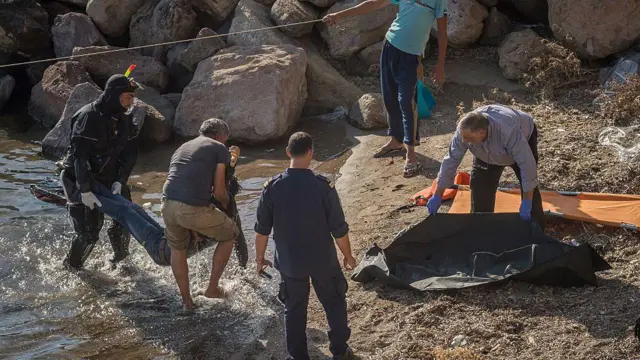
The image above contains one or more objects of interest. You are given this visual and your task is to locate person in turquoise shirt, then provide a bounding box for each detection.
[323,0,448,178]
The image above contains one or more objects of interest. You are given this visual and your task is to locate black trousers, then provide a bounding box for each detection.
[65,185,131,268]
[278,270,351,360]
[470,125,545,230]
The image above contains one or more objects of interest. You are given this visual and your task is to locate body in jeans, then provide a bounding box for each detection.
[430,104,545,229]
[254,132,357,360]
[162,119,238,310]
[322,0,448,178]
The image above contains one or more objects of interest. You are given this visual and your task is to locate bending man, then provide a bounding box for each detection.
[428,104,545,230]
[162,119,239,310]
[60,73,141,268]
[323,0,448,178]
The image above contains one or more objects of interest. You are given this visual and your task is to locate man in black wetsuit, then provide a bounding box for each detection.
[59,73,141,269]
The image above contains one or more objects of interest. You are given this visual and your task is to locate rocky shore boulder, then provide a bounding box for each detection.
[51,13,106,58]
[41,82,103,159]
[301,0,337,8]
[174,45,307,143]
[72,46,170,91]
[129,0,199,57]
[548,0,640,59]
[348,93,387,130]
[271,0,319,38]
[229,0,364,115]
[86,0,146,37]
[480,7,511,46]
[0,26,17,66]
[317,0,397,59]
[0,75,15,113]
[135,87,175,143]
[447,0,489,47]
[192,0,242,27]
[175,28,227,72]
[358,41,383,67]
[162,93,182,108]
[28,61,96,128]
[229,0,290,47]
[0,0,52,60]
[498,29,549,80]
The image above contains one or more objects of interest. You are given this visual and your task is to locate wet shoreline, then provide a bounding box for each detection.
[0,114,360,359]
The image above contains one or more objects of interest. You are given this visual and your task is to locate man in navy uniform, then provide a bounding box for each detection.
[254,132,357,360]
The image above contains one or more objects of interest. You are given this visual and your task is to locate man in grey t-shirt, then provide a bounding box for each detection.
[427,104,545,230]
[162,118,238,310]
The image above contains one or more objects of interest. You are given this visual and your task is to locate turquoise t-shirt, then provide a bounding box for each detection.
[385,0,447,56]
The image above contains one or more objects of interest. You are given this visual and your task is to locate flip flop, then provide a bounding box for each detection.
[373,146,405,158]
[402,162,421,178]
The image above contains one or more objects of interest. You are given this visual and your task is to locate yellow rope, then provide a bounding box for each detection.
[0,19,324,69]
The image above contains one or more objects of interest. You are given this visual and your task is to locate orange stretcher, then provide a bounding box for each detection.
[448,185,640,231]
[410,172,470,206]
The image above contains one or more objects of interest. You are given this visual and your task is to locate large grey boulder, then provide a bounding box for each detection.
[41,82,103,159]
[28,61,96,128]
[228,0,363,115]
[0,26,17,66]
[51,13,106,58]
[175,28,227,72]
[317,0,397,59]
[135,87,175,143]
[174,45,307,143]
[129,0,199,57]
[86,0,146,37]
[72,46,170,91]
[480,7,512,46]
[498,29,549,80]
[548,0,640,59]
[301,0,337,8]
[192,0,242,27]
[446,0,489,47]
[270,0,319,38]
[358,41,383,66]
[0,0,52,61]
[0,75,15,113]
[348,93,387,130]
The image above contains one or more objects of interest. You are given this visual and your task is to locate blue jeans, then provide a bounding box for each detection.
[380,41,420,146]
[90,183,167,257]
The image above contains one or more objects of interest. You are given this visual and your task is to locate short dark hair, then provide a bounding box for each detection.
[458,112,489,133]
[287,132,313,157]
[199,118,229,137]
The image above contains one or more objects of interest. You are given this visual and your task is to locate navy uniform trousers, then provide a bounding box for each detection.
[278,269,351,360]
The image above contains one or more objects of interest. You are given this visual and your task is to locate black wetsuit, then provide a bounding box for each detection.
[59,74,140,269]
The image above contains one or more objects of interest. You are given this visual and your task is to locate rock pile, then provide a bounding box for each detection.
[0,0,638,148]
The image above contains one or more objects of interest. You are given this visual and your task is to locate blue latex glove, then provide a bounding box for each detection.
[519,199,532,221]
[427,195,442,215]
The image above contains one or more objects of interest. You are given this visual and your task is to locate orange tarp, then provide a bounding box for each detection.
[410,172,470,206]
[449,186,640,230]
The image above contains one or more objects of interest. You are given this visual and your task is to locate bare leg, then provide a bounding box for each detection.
[204,240,234,298]
[405,144,416,165]
[170,249,194,310]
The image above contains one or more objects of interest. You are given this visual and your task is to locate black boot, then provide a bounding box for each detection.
[107,221,131,264]
[65,204,103,269]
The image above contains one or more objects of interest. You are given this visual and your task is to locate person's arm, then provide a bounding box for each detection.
[324,185,355,269]
[213,163,229,209]
[506,130,538,200]
[322,0,390,24]
[254,182,274,273]
[433,0,448,86]
[435,132,468,197]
